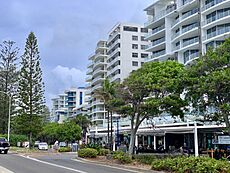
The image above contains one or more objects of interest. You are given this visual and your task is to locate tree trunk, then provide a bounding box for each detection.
[128,127,138,155]
[107,110,110,148]
[110,111,113,150]
[29,131,32,149]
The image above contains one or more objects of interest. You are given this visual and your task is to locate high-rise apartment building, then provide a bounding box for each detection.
[86,23,150,142]
[50,87,86,123]
[107,23,150,83]
[144,0,230,65]
[86,41,108,129]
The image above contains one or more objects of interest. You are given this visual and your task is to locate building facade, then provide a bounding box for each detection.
[50,87,86,123]
[107,23,150,83]
[144,0,230,65]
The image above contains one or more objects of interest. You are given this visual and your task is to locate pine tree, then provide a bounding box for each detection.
[0,40,19,134]
[17,32,45,146]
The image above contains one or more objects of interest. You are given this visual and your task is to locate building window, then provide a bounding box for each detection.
[141,28,148,33]
[123,26,138,32]
[132,44,138,49]
[141,36,145,41]
[141,53,148,58]
[132,53,138,58]
[132,35,138,41]
[79,92,83,105]
[141,45,146,50]
[132,61,138,66]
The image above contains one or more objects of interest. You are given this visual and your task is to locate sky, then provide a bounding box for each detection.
[0,0,152,107]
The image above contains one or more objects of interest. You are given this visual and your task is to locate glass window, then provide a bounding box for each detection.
[141,53,148,58]
[132,44,138,49]
[141,45,146,50]
[132,35,138,41]
[124,26,138,32]
[141,28,148,33]
[132,61,138,66]
[141,36,145,41]
[132,53,138,58]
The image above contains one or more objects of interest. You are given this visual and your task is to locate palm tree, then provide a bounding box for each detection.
[72,115,91,144]
[94,78,115,149]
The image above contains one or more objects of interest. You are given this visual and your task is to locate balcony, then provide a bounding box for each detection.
[205,26,230,40]
[203,9,230,26]
[171,8,199,28]
[146,37,165,50]
[182,37,199,48]
[145,25,165,39]
[182,23,199,34]
[202,0,227,11]
[184,52,199,65]
[91,76,105,85]
[91,84,103,91]
[145,5,176,28]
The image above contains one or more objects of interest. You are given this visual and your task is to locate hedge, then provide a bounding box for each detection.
[151,156,230,173]
[78,148,98,158]
[58,147,71,152]
[112,151,132,164]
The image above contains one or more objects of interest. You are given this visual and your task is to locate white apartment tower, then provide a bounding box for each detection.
[50,87,86,123]
[86,41,108,128]
[107,23,150,83]
[144,0,230,65]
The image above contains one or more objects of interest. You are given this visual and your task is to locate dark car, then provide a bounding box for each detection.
[0,137,10,154]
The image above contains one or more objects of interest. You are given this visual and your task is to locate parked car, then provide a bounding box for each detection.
[0,137,10,154]
[38,142,48,150]
[34,141,40,148]
[59,142,67,147]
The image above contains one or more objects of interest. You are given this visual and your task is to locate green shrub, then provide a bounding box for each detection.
[112,151,132,164]
[0,134,28,146]
[86,143,101,150]
[151,156,230,173]
[98,148,110,156]
[78,148,98,158]
[134,155,156,165]
[58,147,71,152]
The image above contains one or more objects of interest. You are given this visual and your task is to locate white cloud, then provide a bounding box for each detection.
[44,65,86,108]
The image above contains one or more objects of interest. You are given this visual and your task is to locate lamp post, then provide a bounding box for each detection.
[0,91,11,142]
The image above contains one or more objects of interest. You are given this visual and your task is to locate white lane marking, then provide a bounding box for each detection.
[19,155,88,173]
[72,159,143,173]
[0,166,14,173]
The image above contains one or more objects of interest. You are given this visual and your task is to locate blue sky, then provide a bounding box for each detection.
[0,0,152,107]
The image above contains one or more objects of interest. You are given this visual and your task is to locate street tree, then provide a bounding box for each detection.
[0,40,19,134]
[95,78,116,148]
[71,115,91,144]
[115,61,186,155]
[185,38,230,134]
[16,32,45,146]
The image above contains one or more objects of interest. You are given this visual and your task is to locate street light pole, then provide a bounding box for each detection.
[0,91,11,142]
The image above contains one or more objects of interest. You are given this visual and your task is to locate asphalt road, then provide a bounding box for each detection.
[0,153,155,173]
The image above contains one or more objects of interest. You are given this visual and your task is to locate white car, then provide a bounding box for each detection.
[38,142,48,150]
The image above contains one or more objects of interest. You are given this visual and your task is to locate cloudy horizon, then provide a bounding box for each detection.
[0,0,152,108]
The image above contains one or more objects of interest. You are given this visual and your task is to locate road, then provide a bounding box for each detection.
[0,153,155,173]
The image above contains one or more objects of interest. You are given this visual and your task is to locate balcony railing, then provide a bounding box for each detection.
[146,50,166,61]
[183,37,199,47]
[145,5,176,27]
[171,8,199,27]
[206,26,230,40]
[182,23,199,34]
[145,25,165,38]
[184,52,199,64]
[203,9,230,25]
[202,0,226,11]
[146,37,165,49]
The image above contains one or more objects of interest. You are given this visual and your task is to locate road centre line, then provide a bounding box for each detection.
[19,155,88,173]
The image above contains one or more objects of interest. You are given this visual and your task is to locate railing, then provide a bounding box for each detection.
[183,37,199,47]
[202,0,226,11]
[172,31,181,40]
[182,23,199,34]
[171,8,199,27]
[145,5,176,27]
[184,52,199,64]
[93,68,105,75]
[173,44,180,51]
[146,37,165,49]
[182,0,194,6]
[145,50,166,61]
[145,25,165,37]
[204,9,230,25]
[206,26,230,40]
